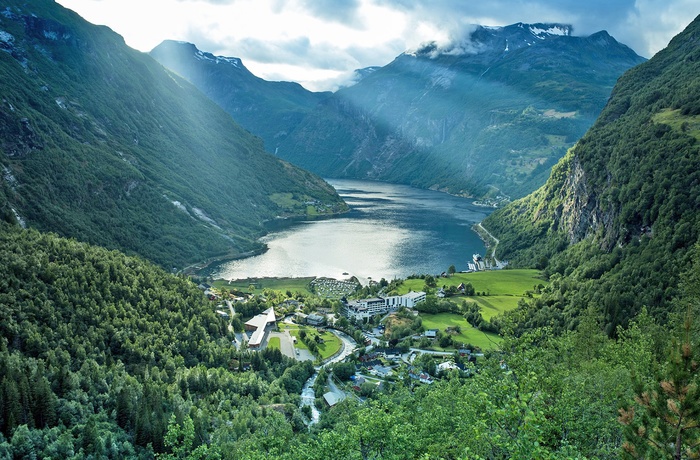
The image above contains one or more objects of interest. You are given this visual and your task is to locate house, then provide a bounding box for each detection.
[437,361,460,373]
[424,329,439,339]
[370,365,394,378]
[306,313,326,326]
[375,347,402,360]
[323,392,344,407]
[245,308,277,349]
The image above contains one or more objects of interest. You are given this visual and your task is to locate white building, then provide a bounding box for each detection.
[245,307,277,348]
[343,291,426,320]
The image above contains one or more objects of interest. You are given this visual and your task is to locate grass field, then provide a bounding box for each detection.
[278,323,342,359]
[399,269,543,296]
[267,337,281,350]
[471,296,522,321]
[420,313,502,350]
[211,277,314,294]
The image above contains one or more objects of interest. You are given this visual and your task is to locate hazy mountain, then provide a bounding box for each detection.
[150,40,331,152]
[277,23,646,200]
[0,0,346,269]
[483,15,700,333]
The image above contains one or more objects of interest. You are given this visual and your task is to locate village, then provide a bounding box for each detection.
[198,267,541,411]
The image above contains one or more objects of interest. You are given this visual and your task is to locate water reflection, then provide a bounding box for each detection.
[212,179,492,283]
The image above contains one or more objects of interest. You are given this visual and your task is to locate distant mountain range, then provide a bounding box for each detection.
[0,0,346,269]
[153,23,646,200]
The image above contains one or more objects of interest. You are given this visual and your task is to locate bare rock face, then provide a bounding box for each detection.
[558,156,618,249]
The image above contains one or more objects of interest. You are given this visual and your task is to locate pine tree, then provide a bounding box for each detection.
[619,310,700,459]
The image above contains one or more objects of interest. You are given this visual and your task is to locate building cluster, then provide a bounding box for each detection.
[467,253,489,271]
[342,291,426,320]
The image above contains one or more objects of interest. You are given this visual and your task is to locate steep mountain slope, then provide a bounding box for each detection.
[0,0,345,269]
[483,15,700,334]
[278,23,645,200]
[150,40,331,153]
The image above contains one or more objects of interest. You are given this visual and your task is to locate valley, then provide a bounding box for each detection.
[1,0,700,458]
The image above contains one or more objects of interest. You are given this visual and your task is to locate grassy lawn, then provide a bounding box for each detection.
[469,296,522,321]
[211,277,314,294]
[399,269,543,296]
[267,336,281,350]
[420,313,502,350]
[278,323,342,359]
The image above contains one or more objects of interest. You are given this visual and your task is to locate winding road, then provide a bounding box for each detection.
[476,223,505,268]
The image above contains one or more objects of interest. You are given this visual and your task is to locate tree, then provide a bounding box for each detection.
[619,311,700,459]
[448,265,456,275]
[159,414,218,460]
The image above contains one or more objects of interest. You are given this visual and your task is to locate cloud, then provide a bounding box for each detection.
[299,0,363,26]
[371,0,696,57]
[56,0,700,91]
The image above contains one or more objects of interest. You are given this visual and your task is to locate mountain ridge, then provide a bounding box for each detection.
[150,40,331,153]
[0,0,346,269]
[274,22,646,200]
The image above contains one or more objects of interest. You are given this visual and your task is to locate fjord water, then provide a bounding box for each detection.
[212,179,492,283]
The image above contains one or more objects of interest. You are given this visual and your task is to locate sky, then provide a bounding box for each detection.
[56,0,700,92]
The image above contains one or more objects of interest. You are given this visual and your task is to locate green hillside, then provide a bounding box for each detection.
[483,14,700,335]
[0,0,346,269]
[0,223,316,458]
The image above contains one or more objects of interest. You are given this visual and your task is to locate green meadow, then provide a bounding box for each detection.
[399,269,543,296]
[278,323,342,360]
[267,336,281,350]
[420,313,502,350]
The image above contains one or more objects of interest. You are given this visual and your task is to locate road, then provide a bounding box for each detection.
[476,222,506,268]
[323,329,357,366]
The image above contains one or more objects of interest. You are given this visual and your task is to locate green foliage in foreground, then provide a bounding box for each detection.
[2,221,700,459]
[0,224,314,458]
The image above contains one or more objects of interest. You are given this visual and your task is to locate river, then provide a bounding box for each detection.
[211,179,493,284]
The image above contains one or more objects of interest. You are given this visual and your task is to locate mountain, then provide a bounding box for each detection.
[483,15,700,334]
[150,40,331,153]
[0,0,346,269]
[276,23,646,200]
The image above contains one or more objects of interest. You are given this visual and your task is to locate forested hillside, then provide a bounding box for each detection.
[2,220,698,458]
[0,0,346,269]
[483,14,700,335]
[0,223,315,458]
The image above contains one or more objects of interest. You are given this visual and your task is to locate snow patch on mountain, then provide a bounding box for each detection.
[430,67,457,89]
[527,24,572,39]
[193,48,240,68]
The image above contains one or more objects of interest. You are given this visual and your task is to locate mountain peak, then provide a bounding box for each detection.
[407,22,575,58]
[152,39,243,69]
